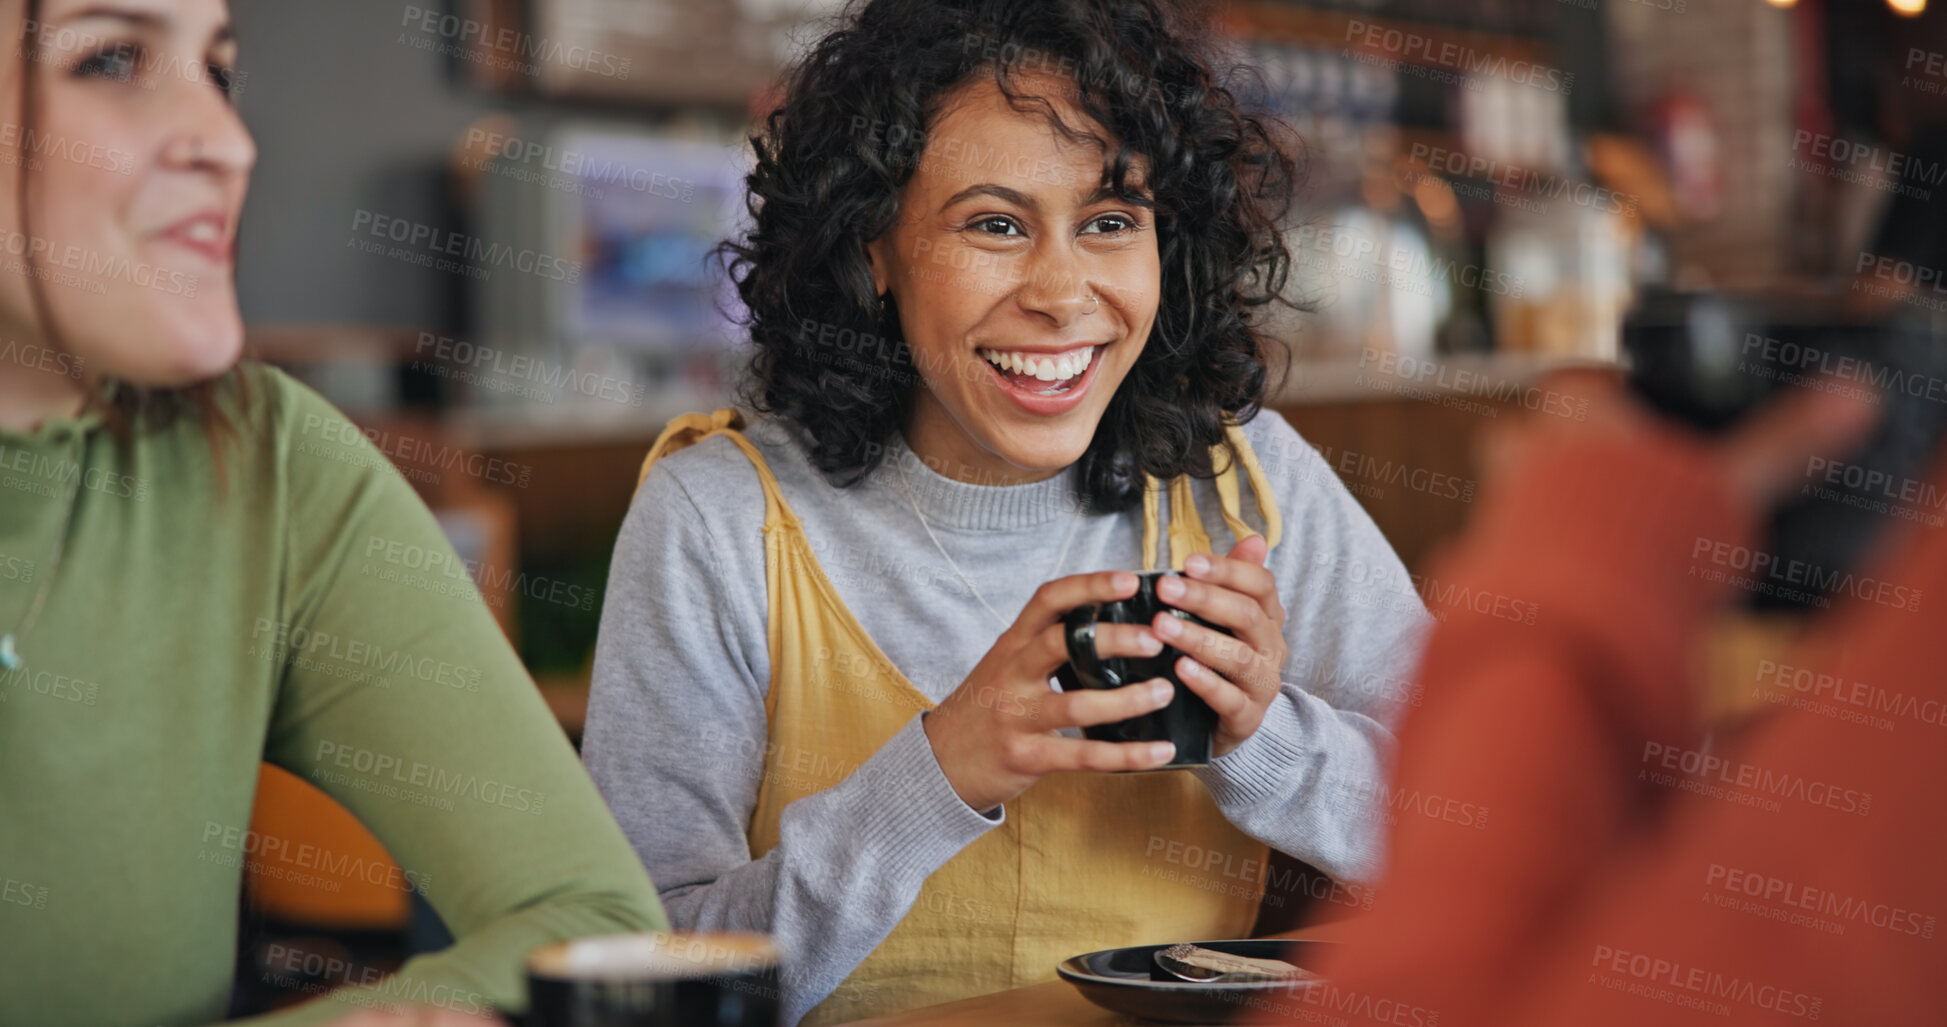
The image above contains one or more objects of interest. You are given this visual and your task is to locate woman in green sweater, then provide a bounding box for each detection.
[0,1,667,1024]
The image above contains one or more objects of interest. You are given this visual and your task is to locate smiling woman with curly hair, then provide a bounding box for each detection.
[585,1,1431,1023]
[728,0,1294,511]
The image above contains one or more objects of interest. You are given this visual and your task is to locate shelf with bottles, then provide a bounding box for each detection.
[1218,1,1670,393]
[1220,0,1563,66]
[446,0,848,111]
[1265,134,1661,376]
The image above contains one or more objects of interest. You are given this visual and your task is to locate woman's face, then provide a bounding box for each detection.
[867,70,1160,483]
[0,0,251,388]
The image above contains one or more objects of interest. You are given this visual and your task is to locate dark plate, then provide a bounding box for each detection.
[1056,939,1334,1024]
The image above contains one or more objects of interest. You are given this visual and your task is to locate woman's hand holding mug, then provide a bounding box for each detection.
[924,571,1181,813]
[1148,535,1289,759]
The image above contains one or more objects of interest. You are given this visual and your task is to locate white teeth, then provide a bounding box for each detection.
[184,221,219,241]
[980,346,1096,383]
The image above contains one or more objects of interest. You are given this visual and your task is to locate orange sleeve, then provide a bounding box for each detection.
[1499,483,1947,1026]
[1279,428,1753,1027]
[1278,430,1947,1027]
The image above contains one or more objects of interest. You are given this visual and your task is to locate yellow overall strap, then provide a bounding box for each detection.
[1167,474,1214,569]
[1215,421,1283,550]
[1141,480,1163,573]
[636,408,792,533]
[1140,423,1283,571]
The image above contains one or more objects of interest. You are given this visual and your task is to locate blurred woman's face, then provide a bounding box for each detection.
[0,0,251,389]
[867,70,1160,484]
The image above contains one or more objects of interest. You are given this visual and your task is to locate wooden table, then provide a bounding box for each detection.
[837,979,1157,1026]
[836,924,1353,1027]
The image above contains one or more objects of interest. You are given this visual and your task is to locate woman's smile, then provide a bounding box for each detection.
[976,341,1109,414]
[149,208,235,267]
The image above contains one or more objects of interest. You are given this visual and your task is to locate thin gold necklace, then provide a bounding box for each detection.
[891,450,1084,632]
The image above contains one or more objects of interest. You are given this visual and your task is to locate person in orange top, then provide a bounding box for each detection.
[1276,372,1944,1026]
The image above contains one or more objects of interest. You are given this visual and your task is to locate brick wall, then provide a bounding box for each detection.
[1605,0,1798,286]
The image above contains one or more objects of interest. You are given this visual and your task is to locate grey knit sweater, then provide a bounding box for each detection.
[583,410,1432,1025]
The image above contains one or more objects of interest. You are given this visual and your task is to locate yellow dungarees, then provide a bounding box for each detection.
[638,409,1285,1025]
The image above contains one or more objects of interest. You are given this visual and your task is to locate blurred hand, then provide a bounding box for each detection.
[1149,535,1287,758]
[925,570,1181,813]
[1480,369,1881,517]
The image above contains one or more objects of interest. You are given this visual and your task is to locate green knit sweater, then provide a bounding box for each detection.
[0,363,666,1026]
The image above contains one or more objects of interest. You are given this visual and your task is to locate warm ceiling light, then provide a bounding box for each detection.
[1763,0,1795,7]
[1889,0,1925,14]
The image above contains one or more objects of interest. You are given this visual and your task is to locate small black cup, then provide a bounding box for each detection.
[1056,570,1224,768]
[523,932,781,1027]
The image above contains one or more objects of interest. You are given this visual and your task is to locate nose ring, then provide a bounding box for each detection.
[1083,294,1099,315]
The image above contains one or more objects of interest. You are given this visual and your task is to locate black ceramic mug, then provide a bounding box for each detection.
[1056,570,1225,768]
[523,932,781,1027]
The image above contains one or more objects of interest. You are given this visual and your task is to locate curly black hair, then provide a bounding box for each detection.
[721,0,1301,511]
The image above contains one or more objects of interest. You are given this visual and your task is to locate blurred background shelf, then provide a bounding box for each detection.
[1275,350,1612,404]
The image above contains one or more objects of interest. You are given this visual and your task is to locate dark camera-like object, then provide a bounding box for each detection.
[1622,289,1947,612]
